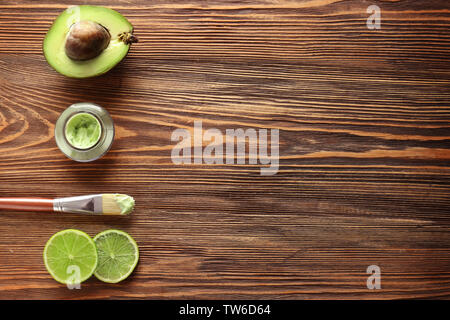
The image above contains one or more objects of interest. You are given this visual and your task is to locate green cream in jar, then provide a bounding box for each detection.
[65,113,102,149]
[55,102,115,162]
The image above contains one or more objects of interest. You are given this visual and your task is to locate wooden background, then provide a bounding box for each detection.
[0,0,449,299]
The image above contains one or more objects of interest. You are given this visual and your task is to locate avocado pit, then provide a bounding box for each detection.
[65,20,111,60]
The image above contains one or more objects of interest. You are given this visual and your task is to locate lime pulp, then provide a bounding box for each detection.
[93,229,139,283]
[43,229,98,285]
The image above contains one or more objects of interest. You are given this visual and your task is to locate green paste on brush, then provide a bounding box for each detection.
[114,194,135,215]
[65,113,101,149]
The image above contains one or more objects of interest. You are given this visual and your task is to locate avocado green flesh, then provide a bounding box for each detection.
[44,5,133,78]
[65,113,101,149]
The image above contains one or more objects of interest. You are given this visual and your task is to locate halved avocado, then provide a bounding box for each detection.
[43,5,137,78]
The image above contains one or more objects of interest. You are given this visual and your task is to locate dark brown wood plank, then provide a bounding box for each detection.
[0,0,449,299]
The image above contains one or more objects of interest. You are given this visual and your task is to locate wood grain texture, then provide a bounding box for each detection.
[0,0,449,299]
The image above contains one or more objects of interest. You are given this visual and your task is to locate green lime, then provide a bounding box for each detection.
[43,229,98,285]
[93,229,139,283]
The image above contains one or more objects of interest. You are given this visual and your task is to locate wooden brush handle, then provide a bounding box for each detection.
[0,198,54,212]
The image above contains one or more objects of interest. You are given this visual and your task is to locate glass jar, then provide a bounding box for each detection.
[55,102,114,162]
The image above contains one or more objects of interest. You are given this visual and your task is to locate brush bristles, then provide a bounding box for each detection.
[101,194,124,215]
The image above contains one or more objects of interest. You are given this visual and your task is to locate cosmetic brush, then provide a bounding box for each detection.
[0,194,134,215]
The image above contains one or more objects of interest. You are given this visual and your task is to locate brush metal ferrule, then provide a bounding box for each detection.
[53,194,103,215]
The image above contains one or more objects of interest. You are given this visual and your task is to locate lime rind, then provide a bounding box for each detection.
[93,229,139,283]
[43,229,98,285]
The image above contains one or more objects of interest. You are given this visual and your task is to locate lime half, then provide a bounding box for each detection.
[43,229,98,285]
[93,229,139,283]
